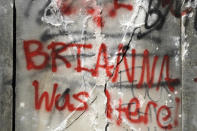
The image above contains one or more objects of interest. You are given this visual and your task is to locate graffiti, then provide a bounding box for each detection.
[137,0,193,38]
[14,0,186,130]
[24,40,179,92]
[56,0,133,28]
[194,8,197,31]
[33,80,89,112]
[31,79,180,130]
[104,89,180,130]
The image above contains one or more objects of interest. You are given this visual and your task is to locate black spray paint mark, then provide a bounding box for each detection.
[139,0,183,39]
[194,8,197,31]
[65,96,97,129]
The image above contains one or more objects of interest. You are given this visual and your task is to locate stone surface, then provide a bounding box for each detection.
[0,0,13,130]
[182,2,197,130]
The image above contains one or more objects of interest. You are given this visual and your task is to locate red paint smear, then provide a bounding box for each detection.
[181,8,192,16]
[86,7,95,15]
[174,97,180,126]
[114,0,133,10]
[161,0,171,7]
[93,16,104,28]
[194,77,197,82]
[56,0,133,27]
[105,89,113,119]
[109,9,117,17]
[60,3,77,16]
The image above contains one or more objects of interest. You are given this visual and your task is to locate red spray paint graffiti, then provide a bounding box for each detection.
[105,89,180,130]
[33,80,89,112]
[56,0,133,28]
[24,40,179,92]
[32,80,180,130]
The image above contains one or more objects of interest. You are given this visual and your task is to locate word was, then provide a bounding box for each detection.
[33,80,89,112]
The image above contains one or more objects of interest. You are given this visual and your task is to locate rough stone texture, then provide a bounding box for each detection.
[0,0,13,130]
[182,4,197,131]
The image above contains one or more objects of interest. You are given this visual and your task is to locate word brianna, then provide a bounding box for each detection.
[33,80,180,130]
[24,40,179,92]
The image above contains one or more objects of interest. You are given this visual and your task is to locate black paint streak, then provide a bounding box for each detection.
[105,122,110,131]
[40,29,65,42]
[40,29,95,42]
[194,8,197,31]
[65,96,97,129]
[118,66,142,73]
[104,83,108,116]
[112,80,180,88]
[62,54,96,58]
[12,1,16,131]
[40,28,146,42]
[110,51,177,57]
[40,28,164,44]
[62,88,70,96]
[138,0,183,39]
[57,88,70,104]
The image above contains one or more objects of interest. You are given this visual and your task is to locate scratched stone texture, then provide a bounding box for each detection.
[15,0,184,131]
[0,0,13,131]
[182,2,197,130]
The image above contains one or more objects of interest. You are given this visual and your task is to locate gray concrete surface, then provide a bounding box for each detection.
[0,0,13,130]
